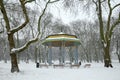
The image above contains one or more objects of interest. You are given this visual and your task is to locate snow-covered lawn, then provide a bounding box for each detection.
[0,61,120,80]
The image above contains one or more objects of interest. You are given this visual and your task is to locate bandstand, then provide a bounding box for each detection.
[42,32,80,65]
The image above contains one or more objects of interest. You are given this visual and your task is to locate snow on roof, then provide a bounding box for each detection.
[57,32,65,34]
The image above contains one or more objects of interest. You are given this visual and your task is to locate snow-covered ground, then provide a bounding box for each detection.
[0,61,120,80]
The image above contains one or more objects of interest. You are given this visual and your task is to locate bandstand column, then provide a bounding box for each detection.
[69,47,73,64]
[74,46,79,64]
[59,47,62,64]
[61,41,65,64]
[48,45,52,65]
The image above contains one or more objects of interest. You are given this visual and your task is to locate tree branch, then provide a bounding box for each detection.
[11,33,40,53]
[106,0,112,31]
[108,3,120,38]
[10,0,60,54]
[24,0,36,4]
[112,3,120,10]
[108,0,112,9]
[109,13,120,38]
[10,0,29,34]
[0,0,11,32]
[38,0,50,32]
[49,0,60,3]
[92,0,98,11]
[38,0,59,32]
[101,0,106,3]
[98,0,105,43]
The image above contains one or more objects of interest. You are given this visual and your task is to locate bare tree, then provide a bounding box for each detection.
[92,0,120,67]
[63,0,120,67]
[113,27,120,63]
[0,0,59,73]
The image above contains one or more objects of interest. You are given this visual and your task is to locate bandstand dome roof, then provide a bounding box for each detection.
[42,32,80,47]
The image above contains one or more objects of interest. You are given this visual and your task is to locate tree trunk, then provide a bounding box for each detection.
[117,54,120,63]
[10,53,19,72]
[103,41,113,68]
[8,34,19,72]
[116,40,120,63]
[97,0,113,68]
[34,46,38,63]
[0,0,19,72]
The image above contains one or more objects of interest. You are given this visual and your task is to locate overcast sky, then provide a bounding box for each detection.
[26,0,96,24]
[48,0,95,24]
[22,0,120,24]
[48,0,120,24]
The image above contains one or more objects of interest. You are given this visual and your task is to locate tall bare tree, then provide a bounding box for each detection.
[0,0,59,73]
[63,0,120,67]
[92,0,120,67]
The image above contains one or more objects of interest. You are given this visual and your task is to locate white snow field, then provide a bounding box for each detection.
[0,61,120,80]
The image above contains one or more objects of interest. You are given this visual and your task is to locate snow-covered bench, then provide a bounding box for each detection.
[53,64,64,68]
[84,64,91,68]
[70,64,80,68]
[39,64,48,68]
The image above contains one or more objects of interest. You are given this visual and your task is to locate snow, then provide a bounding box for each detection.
[58,32,65,34]
[0,61,120,80]
[7,32,11,34]
[11,48,20,53]
[104,43,107,47]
